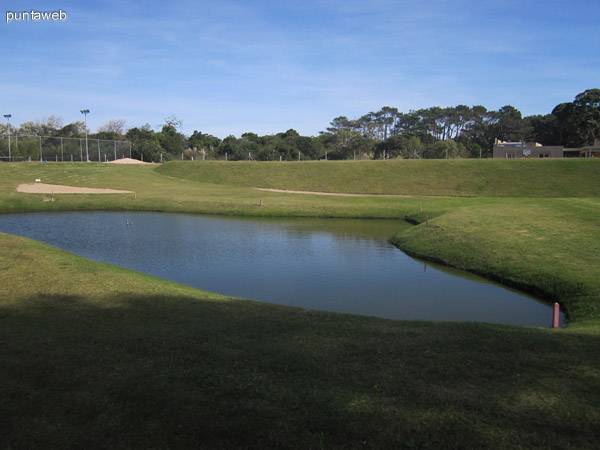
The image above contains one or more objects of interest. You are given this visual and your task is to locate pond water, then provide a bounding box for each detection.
[0,212,564,327]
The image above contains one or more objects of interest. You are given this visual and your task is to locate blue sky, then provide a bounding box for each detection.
[1,0,598,138]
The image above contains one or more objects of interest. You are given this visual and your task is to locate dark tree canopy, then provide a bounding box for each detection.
[8,90,598,162]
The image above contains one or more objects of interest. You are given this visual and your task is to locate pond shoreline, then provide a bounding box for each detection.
[391,238,568,325]
[0,211,559,326]
[0,201,581,329]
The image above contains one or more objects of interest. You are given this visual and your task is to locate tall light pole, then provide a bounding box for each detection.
[80,109,90,161]
[3,114,11,161]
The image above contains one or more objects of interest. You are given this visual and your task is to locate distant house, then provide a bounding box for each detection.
[493,140,563,158]
[563,139,600,158]
[493,138,600,158]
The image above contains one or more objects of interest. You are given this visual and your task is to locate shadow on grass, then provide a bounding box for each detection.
[1,293,600,450]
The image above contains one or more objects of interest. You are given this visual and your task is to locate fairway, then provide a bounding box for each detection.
[156,158,600,197]
[1,159,600,449]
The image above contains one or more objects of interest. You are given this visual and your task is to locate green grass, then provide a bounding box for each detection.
[1,160,600,448]
[392,198,600,326]
[156,158,600,197]
[0,162,436,218]
[2,233,600,449]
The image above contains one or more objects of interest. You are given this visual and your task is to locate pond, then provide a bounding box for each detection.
[0,212,564,327]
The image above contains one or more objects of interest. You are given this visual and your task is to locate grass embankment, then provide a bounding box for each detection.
[2,233,600,449]
[0,162,442,219]
[156,158,600,197]
[392,198,600,327]
[1,160,600,448]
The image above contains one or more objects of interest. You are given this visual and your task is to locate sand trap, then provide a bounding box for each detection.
[254,187,451,198]
[17,183,134,194]
[108,158,153,165]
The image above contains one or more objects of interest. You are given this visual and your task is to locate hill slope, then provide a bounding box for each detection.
[156,159,600,197]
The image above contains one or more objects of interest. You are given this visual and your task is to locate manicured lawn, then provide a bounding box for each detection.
[1,160,600,449]
[1,233,599,449]
[393,197,600,327]
[156,158,600,197]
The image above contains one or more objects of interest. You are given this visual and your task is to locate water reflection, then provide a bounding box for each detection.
[0,212,563,326]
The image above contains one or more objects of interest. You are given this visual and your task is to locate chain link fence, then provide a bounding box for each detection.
[0,135,131,162]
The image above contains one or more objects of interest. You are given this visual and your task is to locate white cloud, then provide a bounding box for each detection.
[1,0,598,137]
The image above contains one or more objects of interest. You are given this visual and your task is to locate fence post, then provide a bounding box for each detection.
[97,139,100,162]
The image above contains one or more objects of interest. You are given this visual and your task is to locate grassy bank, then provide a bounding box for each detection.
[2,233,599,449]
[0,162,437,219]
[1,160,600,448]
[156,158,600,197]
[392,198,600,326]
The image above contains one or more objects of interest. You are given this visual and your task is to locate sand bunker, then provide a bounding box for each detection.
[254,187,449,198]
[108,158,153,165]
[17,183,134,194]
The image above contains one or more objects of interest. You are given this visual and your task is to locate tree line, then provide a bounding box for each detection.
[2,89,598,162]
